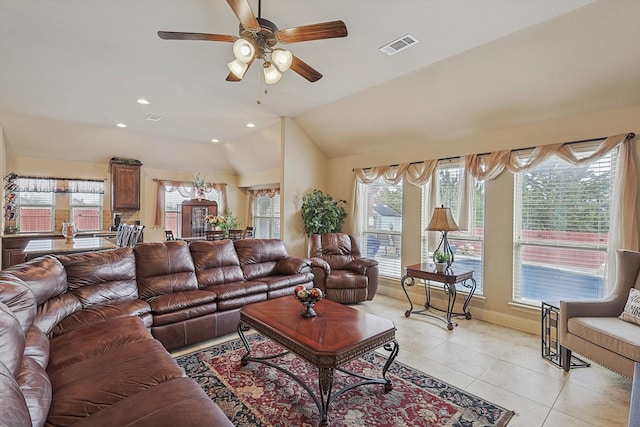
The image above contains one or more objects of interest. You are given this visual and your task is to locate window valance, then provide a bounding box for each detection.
[248,188,280,199]
[15,175,105,193]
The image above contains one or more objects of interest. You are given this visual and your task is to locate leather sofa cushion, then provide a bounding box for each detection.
[135,241,198,299]
[4,256,67,306]
[0,361,32,427]
[151,302,218,326]
[58,247,138,307]
[203,280,268,300]
[309,233,357,270]
[72,377,234,427]
[0,275,36,334]
[568,317,640,362]
[0,301,25,377]
[147,290,217,315]
[216,292,267,311]
[326,270,368,289]
[47,339,184,426]
[190,240,245,286]
[17,356,51,427]
[24,326,49,369]
[52,299,152,337]
[234,239,289,280]
[259,272,314,291]
[35,293,82,337]
[48,316,152,373]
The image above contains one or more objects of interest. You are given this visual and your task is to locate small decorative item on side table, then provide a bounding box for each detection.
[541,300,590,369]
[401,263,476,330]
[294,285,323,318]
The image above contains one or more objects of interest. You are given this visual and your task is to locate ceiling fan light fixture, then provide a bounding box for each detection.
[271,48,292,72]
[232,38,255,63]
[263,61,282,84]
[227,59,248,79]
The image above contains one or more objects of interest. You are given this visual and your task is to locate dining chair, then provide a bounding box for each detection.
[205,230,226,241]
[128,225,145,247]
[227,229,244,241]
[115,223,128,247]
[165,230,175,241]
[243,226,255,239]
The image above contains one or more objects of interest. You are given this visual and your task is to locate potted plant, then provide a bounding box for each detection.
[434,250,450,273]
[301,189,347,236]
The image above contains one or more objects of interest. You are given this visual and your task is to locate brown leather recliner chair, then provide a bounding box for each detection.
[309,233,379,304]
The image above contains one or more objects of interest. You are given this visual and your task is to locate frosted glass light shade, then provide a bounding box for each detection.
[232,38,255,63]
[271,48,292,72]
[263,62,282,84]
[227,59,248,79]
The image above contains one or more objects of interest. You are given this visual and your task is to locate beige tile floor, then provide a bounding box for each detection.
[173,294,632,427]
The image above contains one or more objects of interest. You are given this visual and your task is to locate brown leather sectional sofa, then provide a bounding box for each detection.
[0,238,313,426]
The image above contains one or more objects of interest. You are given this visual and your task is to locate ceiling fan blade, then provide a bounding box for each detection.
[158,31,237,43]
[276,20,348,43]
[290,55,322,82]
[226,0,260,31]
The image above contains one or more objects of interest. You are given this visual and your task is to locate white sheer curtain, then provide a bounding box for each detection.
[15,176,105,193]
[464,133,636,288]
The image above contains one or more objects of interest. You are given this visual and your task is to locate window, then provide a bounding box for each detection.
[253,194,280,239]
[358,179,403,279]
[71,193,103,231]
[18,192,54,232]
[421,161,485,294]
[164,189,223,234]
[513,146,617,305]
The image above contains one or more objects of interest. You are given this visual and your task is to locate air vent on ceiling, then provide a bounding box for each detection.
[145,114,163,122]
[378,34,419,56]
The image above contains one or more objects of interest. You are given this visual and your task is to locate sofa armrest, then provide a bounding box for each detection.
[276,257,312,275]
[310,257,331,276]
[345,258,379,275]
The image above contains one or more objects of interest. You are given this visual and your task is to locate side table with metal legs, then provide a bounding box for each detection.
[401,263,476,330]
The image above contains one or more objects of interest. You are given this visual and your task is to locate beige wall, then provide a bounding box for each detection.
[281,117,328,258]
[326,104,640,334]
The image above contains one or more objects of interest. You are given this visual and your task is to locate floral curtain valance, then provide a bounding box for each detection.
[15,176,105,193]
[248,188,280,199]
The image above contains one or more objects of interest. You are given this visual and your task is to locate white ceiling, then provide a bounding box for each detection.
[0,0,638,175]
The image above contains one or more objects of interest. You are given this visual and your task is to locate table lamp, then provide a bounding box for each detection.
[426,205,459,267]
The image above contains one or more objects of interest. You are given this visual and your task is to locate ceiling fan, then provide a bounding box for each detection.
[158,0,348,84]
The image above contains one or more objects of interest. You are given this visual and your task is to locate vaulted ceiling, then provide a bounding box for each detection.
[1,0,638,175]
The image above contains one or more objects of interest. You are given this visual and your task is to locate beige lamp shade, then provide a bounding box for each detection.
[426,206,459,232]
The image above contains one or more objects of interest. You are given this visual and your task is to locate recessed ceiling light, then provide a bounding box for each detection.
[211,138,219,143]
[116,123,127,128]
[246,123,256,128]
[137,98,150,105]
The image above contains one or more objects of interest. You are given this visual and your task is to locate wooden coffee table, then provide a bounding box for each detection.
[237,296,399,427]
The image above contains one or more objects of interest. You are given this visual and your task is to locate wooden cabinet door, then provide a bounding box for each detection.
[111,162,141,211]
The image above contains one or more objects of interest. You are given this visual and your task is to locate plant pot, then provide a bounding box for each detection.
[435,262,447,273]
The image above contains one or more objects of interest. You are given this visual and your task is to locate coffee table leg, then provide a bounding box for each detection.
[237,323,252,366]
[382,340,399,392]
[318,368,334,426]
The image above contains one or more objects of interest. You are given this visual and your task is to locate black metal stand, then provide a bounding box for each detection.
[541,301,590,369]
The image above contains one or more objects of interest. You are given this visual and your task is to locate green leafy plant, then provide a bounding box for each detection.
[434,250,450,263]
[221,209,239,230]
[301,189,347,236]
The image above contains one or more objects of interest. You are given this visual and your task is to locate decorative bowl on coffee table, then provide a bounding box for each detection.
[294,285,324,318]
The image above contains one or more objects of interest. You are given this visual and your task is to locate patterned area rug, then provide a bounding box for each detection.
[176,334,514,427]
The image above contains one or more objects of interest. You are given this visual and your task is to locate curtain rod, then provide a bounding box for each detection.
[352,132,635,172]
[16,175,106,182]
